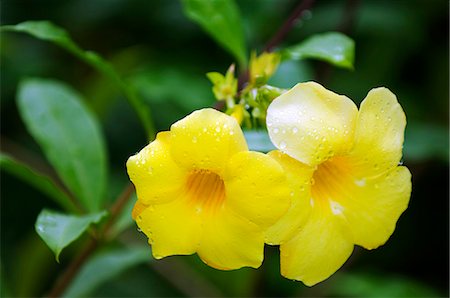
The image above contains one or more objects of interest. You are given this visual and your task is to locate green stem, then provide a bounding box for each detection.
[45,183,135,297]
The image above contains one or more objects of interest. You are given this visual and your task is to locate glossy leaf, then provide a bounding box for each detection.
[0,153,77,212]
[62,246,150,297]
[35,209,107,262]
[17,78,107,212]
[181,0,247,66]
[283,32,355,69]
[1,21,155,138]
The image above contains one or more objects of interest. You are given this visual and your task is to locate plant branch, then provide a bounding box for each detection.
[238,0,315,90]
[316,0,360,83]
[263,0,316,52]
[46,183,135,297]
[47,239,97,297]
[102,183,135,237]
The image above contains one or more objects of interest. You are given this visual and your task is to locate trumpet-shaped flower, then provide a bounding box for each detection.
[266,82,411,286]
[127,108,290,270]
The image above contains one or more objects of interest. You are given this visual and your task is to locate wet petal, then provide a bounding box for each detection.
[265,150,314,244]
[197,208,264,270]
[223,151,290,229]
[349,87,406,177]
[170,108,248,174]
[267,81,358,166]
[280,205,353,286]
[341,166,411,249]
[136,196,202,259]
[127,131,187,204]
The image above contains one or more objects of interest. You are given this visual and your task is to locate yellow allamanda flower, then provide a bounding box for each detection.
[127,108,290,270]
[265,82,412,286]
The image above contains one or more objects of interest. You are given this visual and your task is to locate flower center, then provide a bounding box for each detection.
[185,169,226,213]
[311,156,352,214]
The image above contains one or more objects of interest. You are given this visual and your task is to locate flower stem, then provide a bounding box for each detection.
[263,0,316,52]
[46,183,135,297]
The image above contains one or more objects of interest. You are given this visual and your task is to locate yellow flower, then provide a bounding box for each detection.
[127,108,290,270]
[249,51,281,85]
[266,82,412,286]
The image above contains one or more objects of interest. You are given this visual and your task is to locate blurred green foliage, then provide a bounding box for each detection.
[1,0,448,297]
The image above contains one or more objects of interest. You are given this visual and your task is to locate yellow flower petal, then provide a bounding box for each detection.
[223,151,290,228]
[280,205,354,286]
[170,108,248,174]
[349,87,406,177]
[340,166,411,249]
[197,208,264,270]
[136,196,202,259]
[310,155,411,250]
[127,131,187,205]
[266,82,358,166]
[265,150,314,244]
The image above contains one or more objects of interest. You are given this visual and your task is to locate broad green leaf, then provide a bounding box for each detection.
[283,32,355,69]
[17,78,107,212]
[63,246,150,297]
[0,153,77,212]
[1,21,155,138]
[181,0,247,66]
[35,209,107,262]
[243,130,276,153]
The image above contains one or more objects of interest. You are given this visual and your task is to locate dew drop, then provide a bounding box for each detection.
[292,127,298,134]
[354,178,366,187]
[229,130,234,135]
[290,191,295,197]
[279,141,287,149]
[215,126,221,133]
[192,136,198,143]
[330,201,344,215]
[273,128,279,134]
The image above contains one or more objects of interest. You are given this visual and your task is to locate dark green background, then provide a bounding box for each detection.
[1,0,448,297]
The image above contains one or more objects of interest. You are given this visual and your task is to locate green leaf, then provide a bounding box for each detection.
[17,78,107,212]
[62,246,150,297]
[0,153,77,212]
[282,32,355,69]
[181,0,247,66]
[243,130,276,153]
[1,21,155,139]
[35,209,107,262]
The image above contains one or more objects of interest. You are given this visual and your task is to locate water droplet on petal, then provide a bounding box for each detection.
[192,136,198,143]
[273,128,279,134]
[279,141,287,149]
[292,127,298,134]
